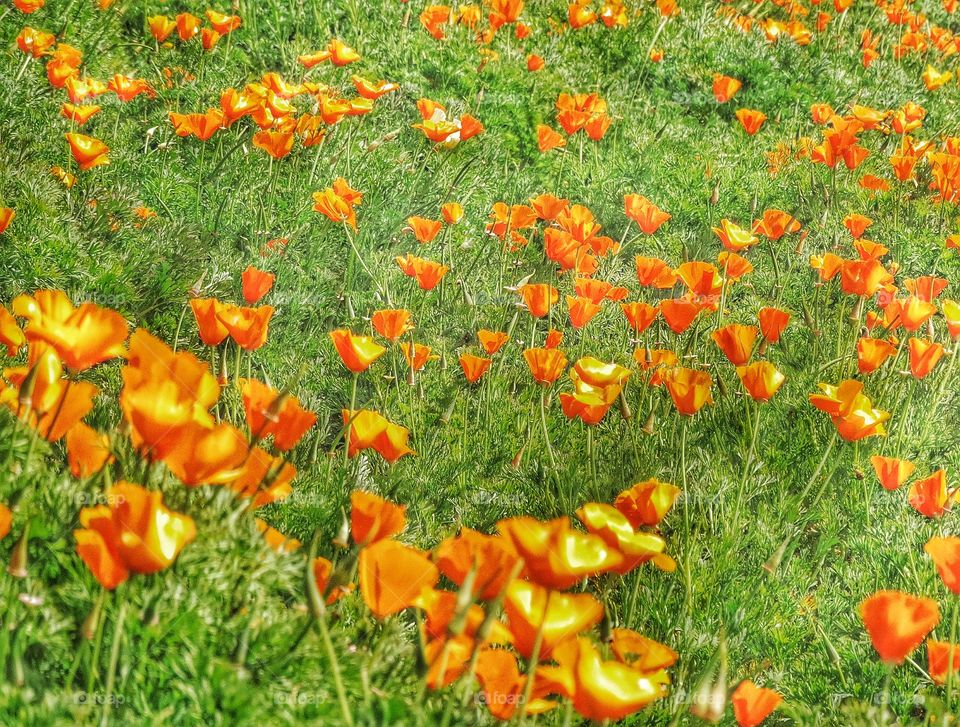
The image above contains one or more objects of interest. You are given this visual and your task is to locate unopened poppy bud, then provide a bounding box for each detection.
[82,595,103,640]
[763,535,791,574]
[618,390,632,420]
[511,444,525,469]
[709,181,720,206]
[641,411,656,435]
[440,396,457,425]
[715,374,727,398]
[7,522,29,578]
[690,636,727,724]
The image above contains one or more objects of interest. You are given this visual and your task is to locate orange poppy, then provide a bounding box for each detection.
[175,12,201,40]
[342,410,414,463]
[169,109,225,142]
[909,470,952,517]
[372,309,414,341]
[925,537,960,594]
[239,377,316,450]
[518,283,559,318]
[662,367,714,415]
[400,342,437,371]
[352,76,399,100]
[241,266,275,304]
[735,108,767,135]
[624,194,672,235]
[162,421,249,487]
[621,302,659,334]
[460,353,492,384]
[757,307,790,343]
[545,637,670,720]
[908,338,944,379]
[0,208,14,236]
[313,557,353,605]
[712,324,758,365]
[566,295,601,329]
[524,347,567,384]
[712,74,742,103]
[65,133,109,171]
[330,329,386,372]
[731,680,782,727]
[66,422,114,478]
[74,481,196,590]
[406,216,443,243]
[660,298,701,334]
[752,209,800,240]
[498,516,624,590]
[614,479,680,528]
[856,337,897,375]
[477,329,508,355]
[359,539,438,618]
[927,640,960,686]
[537,125,567,152]
[870,455,915,491]
[635,256,678,288]
[808,380,889,441]
[148,15,177,42]
[502,580,604,659]
[216,304,274,350]
[189,298,229,346]
[351,490,406,546]
[860,590,939,664]
[475,648,556,720]
[736,361,785,402]
[434,527,520,601]
[713,219,759,251]
[206,9,241,34]
[0,504,10,541]
[60,103,101,125]
[576,503,671,575]
[252,129,294,159]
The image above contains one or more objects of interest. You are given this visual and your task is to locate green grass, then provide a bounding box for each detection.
[2,0,960,724]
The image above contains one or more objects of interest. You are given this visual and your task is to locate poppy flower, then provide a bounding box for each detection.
[330,329,386,372]
[255,519,301,552]
[624,195,671,235]
[924,537,960,595]
[460,353,492,384]
[400,342,437,371]
[239,378,316,450]
[809,380,889,441]
[712,324,758,365]
[405,216,443,243]
[342,409,414,463]
[614,479,680,528]
[856,337,897,375]
[498,516,624,590]
[313,557,353,605]
[735,108,767,135]
[60,103,101,125]
[74,482,196,590]
[502,580,604,659]
[718,251,753,280]
[660,298,701,334]
[107,74,155,102]
[943,300,960,339]
[65,133,109,171]
[736,361,785,402]
[713,219,759,251]
[66,422,113,478]
[0,208,14,236]
[909,470,952,517]
[313,187,358,229]
[477,329,508,355]
[175,12,201,40]
[162,421,249,486]
[169,109,224,141]
[351,490,406,545]
[566,296,601,329]
[843,213,872,239]
[569,357,631,405]
[758,307,790,343]
[252,129,294,159]
[206,9,241,34]
[927,640,960,686]
[546,637,670,720]
[371,309,414,341]
[527,54,545,72]
[217,304,274,350]
[434,527,520,602]
[230,447,296,508]
[731,680,782,727]
[148,15,177,42]
[530,193,569,221]
[15,291,128,371]
[518,283,559,318]
[662,367,714,415]
[576,503,671,575]
[475,649,555,720]
[908,338,944,379]
[17,27,56,57]
[621,302,659,335]
[860,591,939,664]
[712,74,742,103]
[240,266,275,304]
[635,256,678,288]
[352,76,399,100]
[189,298,229,346]
[636,347,680,382]
[0,504,10,541]
[753,209,800,240]
[870,455,915,491]
[327,38,360,66]
[537,125,567,152]
[359,539,438,618]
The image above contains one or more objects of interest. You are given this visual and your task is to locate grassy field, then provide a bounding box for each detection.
[2,0,960,724]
